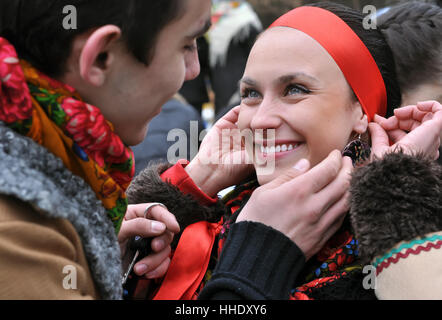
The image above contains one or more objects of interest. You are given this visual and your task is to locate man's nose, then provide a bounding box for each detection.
[184,49,201,81]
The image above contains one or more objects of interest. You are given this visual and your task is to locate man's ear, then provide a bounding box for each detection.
[351,100,369,135]
[79,25,121,86]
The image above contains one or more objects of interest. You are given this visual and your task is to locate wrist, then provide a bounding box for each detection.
[185,157,224,197]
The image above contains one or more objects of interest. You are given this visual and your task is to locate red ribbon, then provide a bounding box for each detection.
[153,221,221,300]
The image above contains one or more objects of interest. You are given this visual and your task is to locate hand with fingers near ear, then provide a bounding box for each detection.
[185,106,255,197]
[237,150,353,261]
[118,203,180,279]
[370,100,442,160]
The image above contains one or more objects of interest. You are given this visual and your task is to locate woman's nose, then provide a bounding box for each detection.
[250,98,282,131]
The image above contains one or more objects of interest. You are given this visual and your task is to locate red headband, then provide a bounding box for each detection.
[269,6,387,121]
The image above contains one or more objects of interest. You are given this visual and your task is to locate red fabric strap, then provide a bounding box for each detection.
[160,160,218,206]
[156,162,221,300]
[153,221,221,300]
[269,6,387,121]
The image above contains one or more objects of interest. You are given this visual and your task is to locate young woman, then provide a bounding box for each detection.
[127,2,442,300]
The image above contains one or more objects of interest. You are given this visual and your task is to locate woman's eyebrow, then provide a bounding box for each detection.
[239,73,319,88]
[276,73,319,85]
[239,77,258,87]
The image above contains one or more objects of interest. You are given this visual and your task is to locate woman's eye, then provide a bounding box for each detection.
[285,84,310,96]
[241,89,260,99]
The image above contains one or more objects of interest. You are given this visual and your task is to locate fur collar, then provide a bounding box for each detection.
[350,151,442,264]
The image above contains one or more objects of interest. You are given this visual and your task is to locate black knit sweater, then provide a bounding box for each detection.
[199,221,305,300]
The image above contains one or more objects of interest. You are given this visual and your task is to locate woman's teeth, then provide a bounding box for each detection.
[260,143,300,154]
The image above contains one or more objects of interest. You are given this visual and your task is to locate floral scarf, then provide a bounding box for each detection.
[0,37,134,234]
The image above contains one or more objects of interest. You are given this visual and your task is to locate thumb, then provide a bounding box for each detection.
[266,158,310,189]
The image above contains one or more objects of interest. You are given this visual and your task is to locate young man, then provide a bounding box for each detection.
[0,0,211,299]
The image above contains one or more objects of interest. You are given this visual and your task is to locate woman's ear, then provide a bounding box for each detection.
[79,25,121,86]
[351,100,369,135]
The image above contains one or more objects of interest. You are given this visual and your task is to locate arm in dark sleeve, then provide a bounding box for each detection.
[198,221,305,300]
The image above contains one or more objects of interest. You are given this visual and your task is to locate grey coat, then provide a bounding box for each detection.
[0,122,123,299]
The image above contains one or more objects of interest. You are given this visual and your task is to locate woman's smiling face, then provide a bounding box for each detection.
[237,27,368,185]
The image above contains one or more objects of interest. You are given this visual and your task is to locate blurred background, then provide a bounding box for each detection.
[248,0,440,27]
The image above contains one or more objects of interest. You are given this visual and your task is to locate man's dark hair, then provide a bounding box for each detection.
[309,2,402,117]
[0,0,184,77]
[377,2,442,94]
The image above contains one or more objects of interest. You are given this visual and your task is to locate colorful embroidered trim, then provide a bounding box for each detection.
[373,234,442,275]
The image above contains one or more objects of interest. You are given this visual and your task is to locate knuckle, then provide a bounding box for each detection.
[163,231,174,243]
[307,208,322,224]
[293,187,307,199]
[331,162,341,177]
[311,179,321,193]
[154,206,167,220]
[338,199,350,215]
[341,178,351,192]
[129,218,146,235]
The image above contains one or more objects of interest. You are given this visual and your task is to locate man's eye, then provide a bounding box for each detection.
[184,45,196,51]
[184,41,197,52]
[285,84,310,96]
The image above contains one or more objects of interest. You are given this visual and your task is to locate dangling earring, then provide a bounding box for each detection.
[342,133,371,167]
